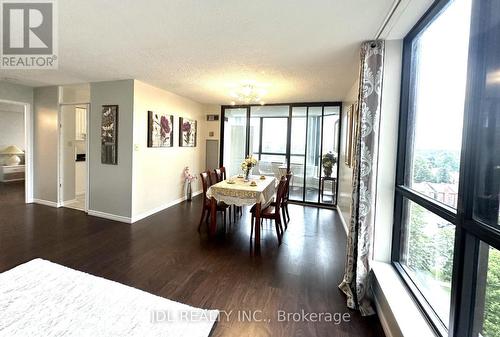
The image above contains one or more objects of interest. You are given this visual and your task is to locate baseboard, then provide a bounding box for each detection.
[131,190,202,223]
[336,206,349,235]
[61,199,77,206]
[32,198,61,208]
[87,209,132,224]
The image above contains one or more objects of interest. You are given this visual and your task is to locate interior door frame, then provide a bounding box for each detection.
[220,101,342,207]
[57,102,90,212]
[0,99,33,203]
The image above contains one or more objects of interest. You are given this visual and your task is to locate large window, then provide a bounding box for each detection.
[221,103,341,205]
[393,0,500,336]
[223,108,247,177]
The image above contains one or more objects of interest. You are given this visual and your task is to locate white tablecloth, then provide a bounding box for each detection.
[206,176,277,207]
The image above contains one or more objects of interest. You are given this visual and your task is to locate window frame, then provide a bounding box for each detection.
[219,102,342,207]
[391,0,500,336]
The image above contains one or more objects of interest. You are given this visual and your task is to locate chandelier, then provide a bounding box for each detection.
[229,84,267,105]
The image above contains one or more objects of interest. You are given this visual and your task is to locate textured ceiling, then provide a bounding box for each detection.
[1,0,400,104]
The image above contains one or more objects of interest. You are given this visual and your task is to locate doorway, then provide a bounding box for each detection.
[221,102,342,206]
[0,99,33,205]
[59,103,89,212]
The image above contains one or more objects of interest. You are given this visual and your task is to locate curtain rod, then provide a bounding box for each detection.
[374,0,402,40]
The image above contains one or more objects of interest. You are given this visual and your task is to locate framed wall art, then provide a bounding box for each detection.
[344,104,353,167]
[101,105,118,165]
[148,111,173,147]
[344,102,358,168]
[179,117,197,147]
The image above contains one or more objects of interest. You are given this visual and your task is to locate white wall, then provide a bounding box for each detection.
[89,80,134,219]
[132,80,207,220]
[372,40,403,262]
[338,80,359,230]
[33,86,59,202]
[203,104,221,140]
[59,83,90,104]
[0,81,33,106]
[60,105,77,202]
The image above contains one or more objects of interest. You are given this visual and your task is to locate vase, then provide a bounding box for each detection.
[323,167,332,177]
[186,181,192,201]
[244,169,251,181]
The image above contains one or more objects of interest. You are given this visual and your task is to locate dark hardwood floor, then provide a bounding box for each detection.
[0,181,385,337]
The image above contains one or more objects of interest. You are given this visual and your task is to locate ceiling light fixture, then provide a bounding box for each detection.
[229,83,267,105]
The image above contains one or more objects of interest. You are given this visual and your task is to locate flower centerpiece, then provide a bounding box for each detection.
[183,166,197,201]
[322,152,337,177]
[241,155,258,181]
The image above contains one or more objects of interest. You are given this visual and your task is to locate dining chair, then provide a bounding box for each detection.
[198,171,230,232]
[278,172,292,227]
[214,166,242,222]
[250,176,287,244]
[214,167,226,182]
[264,172,292,228]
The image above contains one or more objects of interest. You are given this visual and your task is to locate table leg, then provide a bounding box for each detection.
[254,202,261,247]
[210,197,217,236]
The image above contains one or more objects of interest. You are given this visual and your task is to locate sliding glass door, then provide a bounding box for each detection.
[288,105,340,204]
[250,106,288,177]
[304,107,322,202]
[222,108,247,177]
[321,106,341,204]
[221,103,341,206]
[289,107,307,201]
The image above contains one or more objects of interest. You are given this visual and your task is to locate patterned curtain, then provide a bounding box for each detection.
[339,40,384,316]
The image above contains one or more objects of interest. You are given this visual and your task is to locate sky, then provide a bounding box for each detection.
[413,0,472,152]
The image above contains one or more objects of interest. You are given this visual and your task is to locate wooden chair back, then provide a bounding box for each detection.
[274,177,287,210]
[214,166,227,182]
[200,171,211,203]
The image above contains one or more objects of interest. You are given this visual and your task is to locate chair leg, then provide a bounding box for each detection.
[198,208,206,232]
[205,211,210,224]
[285,203,290,222]
[229,207,232,224]
[223,210,227,229]
[274,218,282,244]
[277,215,284,235]
[282,207,288,229]
[250,214,254,239]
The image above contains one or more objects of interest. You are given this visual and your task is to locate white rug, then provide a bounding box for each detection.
[0,259,219,337]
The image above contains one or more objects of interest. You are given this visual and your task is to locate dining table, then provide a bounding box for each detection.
[206,175,277,246]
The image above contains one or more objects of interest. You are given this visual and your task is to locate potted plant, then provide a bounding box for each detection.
[322,152,337,177]
[241,155,258,181]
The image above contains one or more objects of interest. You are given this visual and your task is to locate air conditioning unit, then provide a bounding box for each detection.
[206,114,219,121]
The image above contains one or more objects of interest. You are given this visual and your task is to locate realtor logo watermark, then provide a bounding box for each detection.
[150,309,351,325]
[0,0,57,68]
